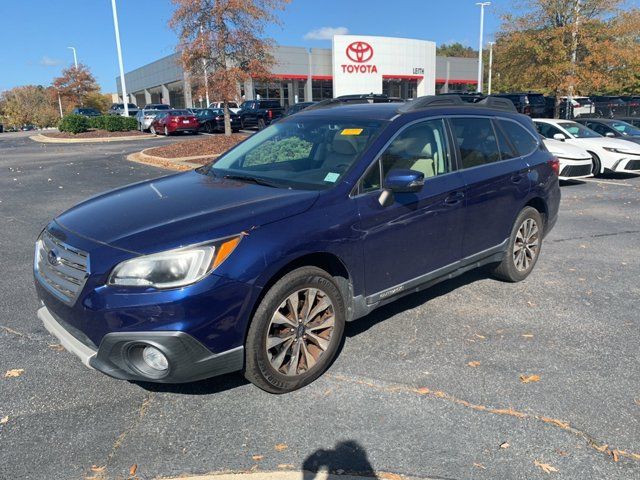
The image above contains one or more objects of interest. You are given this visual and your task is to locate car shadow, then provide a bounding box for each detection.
[132,371,249,395]
[346,268,489,339]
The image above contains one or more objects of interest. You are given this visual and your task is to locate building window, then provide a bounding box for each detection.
[297,80,306,102]
[382,79,418,100]
[312,80,333,101]
[254,82,282,102]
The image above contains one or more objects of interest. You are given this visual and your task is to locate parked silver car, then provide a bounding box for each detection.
[108,103,139,117]
[135,109,160,132]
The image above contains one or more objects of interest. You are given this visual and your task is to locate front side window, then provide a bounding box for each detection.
[497,119,538,157]
[558,121,601,138]
[535,122,564,139]
[209,119,386,190]
[450,117,500,168]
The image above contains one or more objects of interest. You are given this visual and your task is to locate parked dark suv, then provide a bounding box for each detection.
[238,100,284,129]
[34,95,560,393]
[493,92,546,117]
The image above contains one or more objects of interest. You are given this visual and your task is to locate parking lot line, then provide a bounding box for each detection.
[578,179,634,187]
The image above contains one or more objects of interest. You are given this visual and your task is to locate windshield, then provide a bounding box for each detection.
[611,121,640,136]
[169,110,191,116]
[208,118,386,190]
[558,122,601,139]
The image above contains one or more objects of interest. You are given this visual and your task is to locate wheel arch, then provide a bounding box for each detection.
[525,196,548,230]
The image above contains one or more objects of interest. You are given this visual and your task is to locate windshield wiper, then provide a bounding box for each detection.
[223,174,281,188]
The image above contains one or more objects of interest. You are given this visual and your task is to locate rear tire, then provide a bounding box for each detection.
[257,118,266,130]
[164,126,170,136]
[492,207,543,283]
[244,267,346,394]
[150,126,156,135]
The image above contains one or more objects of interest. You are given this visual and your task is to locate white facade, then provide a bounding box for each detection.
[331,35,436,98]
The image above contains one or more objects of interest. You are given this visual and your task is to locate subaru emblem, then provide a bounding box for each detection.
[47,248,61,266]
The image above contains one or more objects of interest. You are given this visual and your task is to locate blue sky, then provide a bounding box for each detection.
[1,0,513,92]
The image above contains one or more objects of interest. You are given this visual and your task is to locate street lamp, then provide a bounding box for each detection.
[67,47,78,69]
[476,2,491,93]
[110,0,129,116]
[487,41,495,95]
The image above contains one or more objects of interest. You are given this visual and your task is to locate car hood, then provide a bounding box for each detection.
[543,139,591,160]
[570,137,640,153]
[55,170,319,254]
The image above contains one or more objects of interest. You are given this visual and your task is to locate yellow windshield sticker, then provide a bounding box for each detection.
[341,128,363,136]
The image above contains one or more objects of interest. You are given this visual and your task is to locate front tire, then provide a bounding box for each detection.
[244,267,346,393]
[588,152,602,177]
[257,118,266,130]
[492,207,543,282]
[150,125,156,135]
[164,126,170,136]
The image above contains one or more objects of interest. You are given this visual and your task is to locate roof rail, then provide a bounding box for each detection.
[397,94,517,113]
[305,94,404,111]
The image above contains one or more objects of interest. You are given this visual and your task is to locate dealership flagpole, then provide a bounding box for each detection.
[476,2,491,93]
[111,0,129,116]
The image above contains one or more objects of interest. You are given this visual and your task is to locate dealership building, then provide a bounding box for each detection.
[116,35,479,108]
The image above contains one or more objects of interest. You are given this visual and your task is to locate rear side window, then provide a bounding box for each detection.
[259,101,281,109]
[497,120,538,157]
[450,118,500,169]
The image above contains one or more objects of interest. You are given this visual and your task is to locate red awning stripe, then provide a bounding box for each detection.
[436,78,479,84]
[382,75,424,80]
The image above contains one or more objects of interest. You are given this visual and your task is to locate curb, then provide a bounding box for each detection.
[30,133,161,144]
[161,471,424,480]
[127,149,220,171]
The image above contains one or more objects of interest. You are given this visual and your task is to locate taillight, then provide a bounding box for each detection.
[548,157,560,176]
[268,110,273,119]
[524,106,531,115]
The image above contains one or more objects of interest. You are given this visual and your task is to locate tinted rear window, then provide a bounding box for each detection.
[497,120,538,157]
[450,117,501,169]
[259,101,281,109]
[527,95,545,105]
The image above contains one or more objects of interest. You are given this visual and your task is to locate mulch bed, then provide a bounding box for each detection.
[44,129,151,139]
[144,133,248,160]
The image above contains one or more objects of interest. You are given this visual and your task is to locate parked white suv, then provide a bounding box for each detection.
[208,101,240,114]
[534,119,640,176]
[542,138,593,180]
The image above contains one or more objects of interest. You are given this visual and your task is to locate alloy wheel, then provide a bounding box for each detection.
[266,288,335,376]
[513,218,539,272]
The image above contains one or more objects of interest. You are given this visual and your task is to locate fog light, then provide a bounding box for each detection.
[142,346,168,371]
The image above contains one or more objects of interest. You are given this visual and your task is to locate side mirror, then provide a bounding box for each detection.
[384,169,425,193]
[605,132,615,137]
[553,133,566,141]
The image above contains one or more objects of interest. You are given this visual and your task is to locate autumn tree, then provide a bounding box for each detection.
[0,85,59,128]
[493,0,640,116]
[169,0,290,136]
[436,42,478,58]
[52,63,100,110]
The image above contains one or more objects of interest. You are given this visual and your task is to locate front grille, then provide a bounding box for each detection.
[625,159,640,171]
[35,230,89,305]
[560,163,593,178]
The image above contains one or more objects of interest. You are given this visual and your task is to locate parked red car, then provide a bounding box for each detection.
[150,110,199,135]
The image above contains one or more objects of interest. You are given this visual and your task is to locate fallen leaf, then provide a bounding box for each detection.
[475,334,486,339]
[500,442,510,449]
[594,444,609,453]
[611,449,619,462]
[534,460,558,473]
[252,455,264,461]
[416,387,430,395]
[129,464,137,475]
[467,361,481,368]
[473,463,486,469]
[90,465,106,473]
[277,464,294,469]
[48,344,65,352]
[0,416,8,424]
[4,369,24,378]
[380,473,404,480]
[522,334,534,338]
[274,443,288,452]
[526,301,536,307]
[520,374,541,384]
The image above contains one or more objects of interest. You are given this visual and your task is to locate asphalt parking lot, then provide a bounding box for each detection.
[0,131,639,480]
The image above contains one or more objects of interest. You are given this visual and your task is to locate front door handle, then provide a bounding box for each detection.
[444,192,464,206]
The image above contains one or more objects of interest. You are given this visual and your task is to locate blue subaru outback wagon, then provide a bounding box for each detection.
[35,95,560,393]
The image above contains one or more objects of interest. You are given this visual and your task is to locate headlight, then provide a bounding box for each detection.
[108,236,242,288]
[602,147,639,155]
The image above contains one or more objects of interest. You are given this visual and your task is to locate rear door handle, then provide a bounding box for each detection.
[444,192,464,206]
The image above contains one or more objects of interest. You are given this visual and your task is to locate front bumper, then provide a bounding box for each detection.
[39,305,244,383]
[611,157,640,173]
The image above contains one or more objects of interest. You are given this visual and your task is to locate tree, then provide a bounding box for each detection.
[52,64,100,110]
[84,92,112,113]
[493,0,640,115]
[169,0,290,135]
[0,85,59,128]
[436,42,478,58]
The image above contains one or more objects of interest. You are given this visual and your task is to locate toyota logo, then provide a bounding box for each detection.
[47,248,61,267]
[346,41,374,63]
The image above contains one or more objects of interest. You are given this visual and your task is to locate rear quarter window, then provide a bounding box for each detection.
[497,120,538,157]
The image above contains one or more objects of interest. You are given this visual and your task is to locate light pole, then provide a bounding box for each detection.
[487,41,495,95]
[67,47,78,69]
[476,2,491,93]
[110,0,129,116]
[200,26,210,106]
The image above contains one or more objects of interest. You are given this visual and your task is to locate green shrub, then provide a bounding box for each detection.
[58,114,90,134]
[101,115,137,132]
[88,116,106,130]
